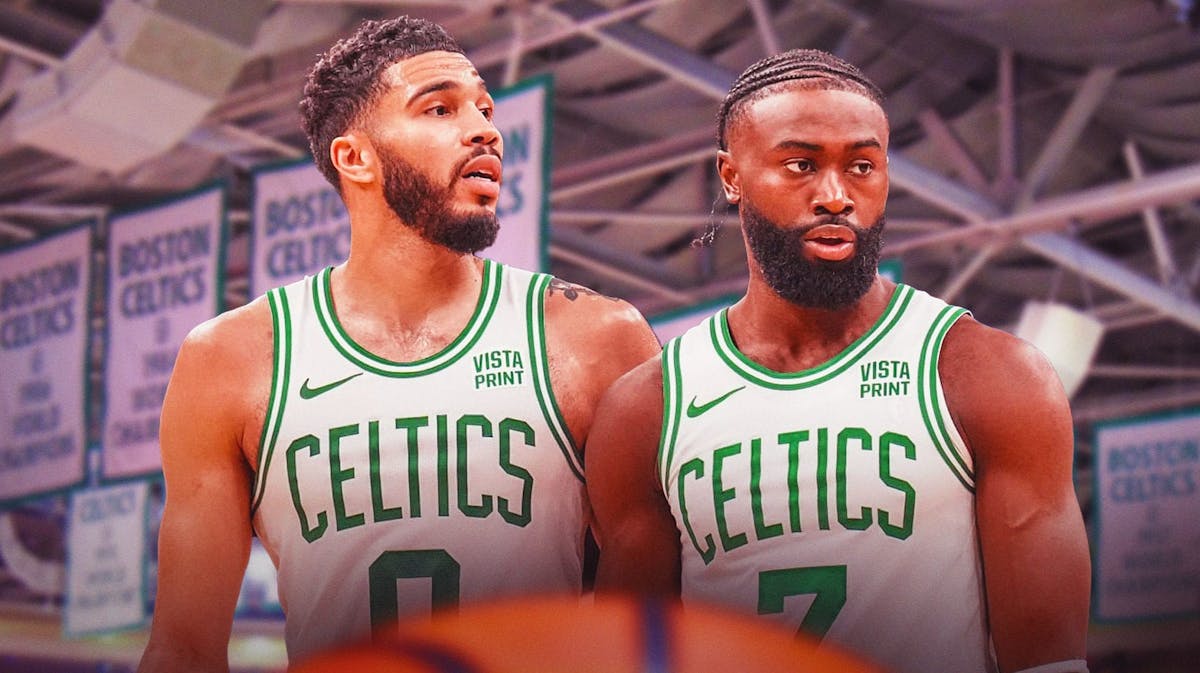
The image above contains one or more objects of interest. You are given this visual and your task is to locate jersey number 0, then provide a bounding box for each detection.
[369,549,461,631]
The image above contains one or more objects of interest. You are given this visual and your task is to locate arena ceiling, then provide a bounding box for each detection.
[1,0,1199,441]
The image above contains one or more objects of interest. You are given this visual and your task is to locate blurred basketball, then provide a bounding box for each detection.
[289,593,888,673]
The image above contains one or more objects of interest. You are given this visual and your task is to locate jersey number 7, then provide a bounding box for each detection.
[757,565,847,639]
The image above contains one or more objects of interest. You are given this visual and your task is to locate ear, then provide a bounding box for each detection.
[330,132,376,187]
[716,150,740,205]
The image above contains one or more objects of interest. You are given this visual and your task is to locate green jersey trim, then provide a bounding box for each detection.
[526,274,584,482]
[252,287,293,515]
[917,305,975,492]
[659,337,684,496]
[313,260,502,377]
[711,284,915,389]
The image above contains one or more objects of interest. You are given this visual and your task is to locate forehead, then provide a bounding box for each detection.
[380,50,487,96]
[729,86,889,152]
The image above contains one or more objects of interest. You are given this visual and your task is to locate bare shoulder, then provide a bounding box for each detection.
[177,294,274,373]
[604,352,665,407]
[939,315,1064,398]
[166,295,275,457]
[543,278,655,342]
[542,276,660,387]
[939,314,1072,462]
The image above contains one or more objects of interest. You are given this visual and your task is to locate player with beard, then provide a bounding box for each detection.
[138,16,659,672]
[585,49,1090,673]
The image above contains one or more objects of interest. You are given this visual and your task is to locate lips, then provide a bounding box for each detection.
[458,153,501,200]
[802,223,857,261]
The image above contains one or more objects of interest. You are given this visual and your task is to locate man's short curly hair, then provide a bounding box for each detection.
[717,48,885,151]
[299,16,464,191]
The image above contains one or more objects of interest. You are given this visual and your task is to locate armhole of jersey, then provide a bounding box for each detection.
[917,305,975,493]
[251,286,293,515]
[658,337,683,497]
[526,273,585,483]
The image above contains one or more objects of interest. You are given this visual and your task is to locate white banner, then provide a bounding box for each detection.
[1093,409,1200,621]
[64,480,148,635]
[489,73,552,273]
[248,74,553,298]
[248,159,350,298]
[103,188,225,479]
[0,225,91,502]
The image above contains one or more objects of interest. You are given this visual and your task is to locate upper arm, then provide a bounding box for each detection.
[940,317,1090,671]
[139,303,271,672]
[542,280,661,449]
[585,356,681,596]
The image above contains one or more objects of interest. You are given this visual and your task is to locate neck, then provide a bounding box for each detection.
[335,201,485,322]
[729,274,894,372]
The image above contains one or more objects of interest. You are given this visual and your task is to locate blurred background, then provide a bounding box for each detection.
[0,0,1198,671]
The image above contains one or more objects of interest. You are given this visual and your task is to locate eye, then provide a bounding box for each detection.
[427,104,450,117]
[849,160,874,176]
[479,105,494,121]
[785,158,815,173]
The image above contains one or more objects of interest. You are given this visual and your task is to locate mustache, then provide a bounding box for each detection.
[792,215,867,236]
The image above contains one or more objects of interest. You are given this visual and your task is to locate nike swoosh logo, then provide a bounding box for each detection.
[299,372,363,400]
[686,386,745,418]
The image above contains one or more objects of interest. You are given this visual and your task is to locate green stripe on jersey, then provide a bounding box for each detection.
[710,285,914,389]
[659,337,684,496]
[252,287,292,515]
[525,274,583,482]
[917,305,974,492]
[312,261,501,377]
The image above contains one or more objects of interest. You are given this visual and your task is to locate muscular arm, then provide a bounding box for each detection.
[138,303,270,673]
[940,317,1090,672]
[587,357,682,596]
[542,279,661,451]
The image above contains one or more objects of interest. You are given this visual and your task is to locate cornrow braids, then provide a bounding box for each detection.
[696,49,885,247]
[299,16,465,192]
[716,48,885,151]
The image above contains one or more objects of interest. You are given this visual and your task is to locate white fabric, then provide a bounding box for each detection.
[660,284,995,673]
[251,261,586,663]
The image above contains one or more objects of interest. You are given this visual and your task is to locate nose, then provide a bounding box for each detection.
[812,170,853,216]
[464,109,500,149]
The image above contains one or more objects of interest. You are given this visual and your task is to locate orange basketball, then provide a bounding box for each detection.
[289,594,889,673]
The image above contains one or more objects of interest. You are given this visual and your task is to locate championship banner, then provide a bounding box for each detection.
[0,225,92,502]
[488,73,552,273]
[102,187,226,479]
[1093,408,1200,621]
[64,480,149,635]
[248,74,553,298]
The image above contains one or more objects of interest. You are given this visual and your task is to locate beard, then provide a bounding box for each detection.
[378,145,500,254]
[742,202,885,310]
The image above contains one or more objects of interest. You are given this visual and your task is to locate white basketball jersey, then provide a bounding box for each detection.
[251,261,586,663]
[660,284,996,673]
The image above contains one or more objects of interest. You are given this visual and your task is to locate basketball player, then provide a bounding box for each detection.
[137,16,659,672]
[586,50,1091,673]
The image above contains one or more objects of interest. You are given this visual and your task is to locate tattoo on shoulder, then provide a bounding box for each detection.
[547,278,620,302]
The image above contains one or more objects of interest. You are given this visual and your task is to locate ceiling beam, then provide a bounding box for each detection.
[1022,231,1200,333]
[1123,140,1180,285]
[887,160,1200,253]
[1015,66,1117,210]
[549,0,732,99]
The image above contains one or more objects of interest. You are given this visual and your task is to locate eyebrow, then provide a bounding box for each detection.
[773,139,883,152]
[407,80,461,106]
[405,75,490,107]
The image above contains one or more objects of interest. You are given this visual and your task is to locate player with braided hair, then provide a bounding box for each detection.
[588,49,1090,673]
